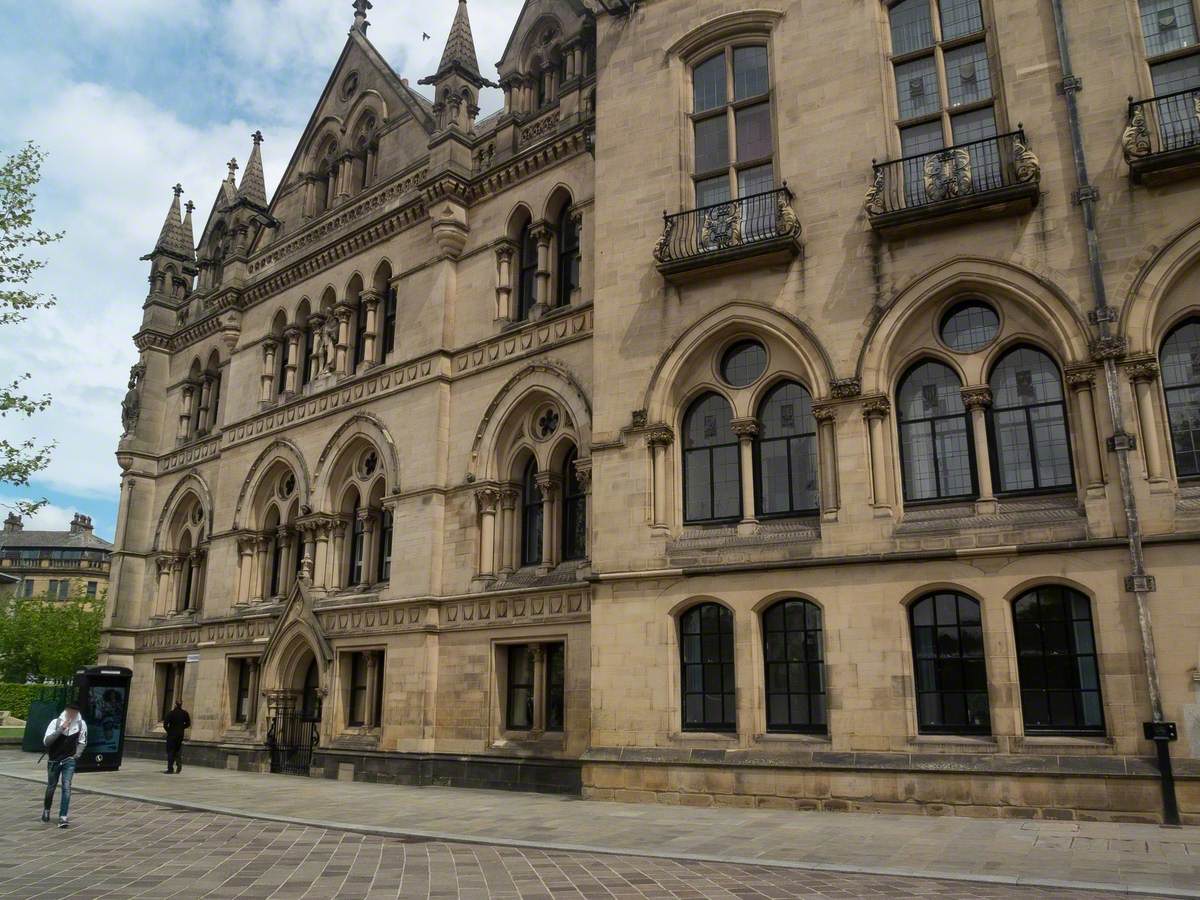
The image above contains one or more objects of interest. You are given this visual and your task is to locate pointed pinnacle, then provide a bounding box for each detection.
[252,130,264,146]
[173,183,184,197]
[227,158,239,178]
[185,201,195,214]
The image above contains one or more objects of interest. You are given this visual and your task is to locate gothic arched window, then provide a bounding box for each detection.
[352,298,369,370]
[517,222,538,321]
[556,206,579,306]
[683,393,740,523]
[988,346,1074,493]
[520,459,543,567]
[561,448,586,561]
[897,360,975,502]
[381,286,398,362]
[762,598,826,733]
[754,381,818,517]
[1161,319,1200,478]
[376,508,393,584]
[909,591,990,734]
[679,602,736,732]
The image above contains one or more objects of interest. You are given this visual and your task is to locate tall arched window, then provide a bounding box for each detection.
[376,508,393,584]
[381,287,397,363]
[762,598,825,733]
[352,298,368,370]
[556,206,579,306]
[561,448,586,561]
[679,602,736,732]
[754,381,818,517]
[683,393,740,523]
[520,459,543,567]
[517,222,538,321]
[301,324,315,387]
[208,367,222,430]
[988,346,1074,493]
[343,487,364,586]
[897,360,975,502]
[1013,585,1104,734]
[275,337,289,398]
[909,592,990,734]
[1161,319,1200,478]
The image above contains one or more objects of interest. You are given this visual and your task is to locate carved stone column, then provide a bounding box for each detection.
[197,375,213,435]
[475,487,501,578]
[1128,360,1167,482]
[312,520,331,589]
[253,536,269,602]
[531,223,553,318]
[731,417,759,527]
[178,383,195,442]
[335,151,354,202]
[570,208,585,306]
[186,550,202,611]
[574,456,593,560]
[330,519,348,589]
[155,556,173,617]
[494,243,515,322]
[334,304,353,375]
[359,290,381,367]
[302,174,316,220]
[499,487,518,575]
[813,404,839,519]
[277,526,295,596]
[647,426,674,529]
[365,652,381,728]
[283,328,302,395]
[961,387,996,512]
[535,473,561,573]
[1066,368,1105,490]
[529,644,547,735]
[300,524,317,582]
[308,314,326,379]
[260,339,278,403]
[356,509,375,587]
[170,557,185,612]
[863,398,893,509]
[236,537,255,605]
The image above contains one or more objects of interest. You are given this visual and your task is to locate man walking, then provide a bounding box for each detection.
[162,699,191,774]
[42,700,87,828]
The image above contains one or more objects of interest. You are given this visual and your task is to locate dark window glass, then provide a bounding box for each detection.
[517,223,538,321]
[276,339,289,396]
[944,42,992,107]
[890,0,935,55]
[895,55,939,120]
[381,287,397,362]
[692,53,726,113]
[210,373,222,430]
[301,660,320,720]
[679,603,736,732]
[301,325,315,386]
[350,514,365,585]
[755,381,819,516]
[693,115,730,176]
[376,509,393,583]
[735,102,772,163]
[988,346,1074,493]
[1013,585,1105,734]
[897,360,976,502]
[268,532,283,597]
[762,599,826,733]
[86,581,98,598]
[160,663,181,722]
[733,46,769,100]
[556,207,580,307]
[546,643,565,732]
[235,659,251,723]
[348,653,367,726]
[371,651,384,728]
[562,449,586,561]
[940,0,985,39]
[720,340,767,387]
[692,45,772,202]
[353,296,369,369]
[1139,0,1199,57]
[682,393,741,523]
[940,301,999,352]
[1161,319,1200,477]
[910,592,991,734]
[520,459,543,567]
[507,644,535,730]
[181,563,195,612]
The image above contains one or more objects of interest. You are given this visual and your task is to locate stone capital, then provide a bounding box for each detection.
[1090,335,1127,362]
[359,289,382,309]
[1064,367,1096,390]
[530,221,554,246]
[573,457,593,492]
[334,302,355,322]
[495,240,516,263]
[862,396,891,419]
[812,403,838,424]
[830,377,862,400]
[730,417,760,438]
[644,425,674,448]
[283,326,303,342]
[534,471,562,500]
[474,486,502,514]
[1125,359,1160,384]
[499,487,520,510]
[960,386,993,411]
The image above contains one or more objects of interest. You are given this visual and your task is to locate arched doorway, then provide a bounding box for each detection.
[265,643,323,776]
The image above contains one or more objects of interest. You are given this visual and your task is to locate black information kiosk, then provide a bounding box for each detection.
[73,666,133,772]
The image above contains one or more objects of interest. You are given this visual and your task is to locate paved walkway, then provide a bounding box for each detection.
[1,750,1197,898]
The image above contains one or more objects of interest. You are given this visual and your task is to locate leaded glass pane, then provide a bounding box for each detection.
[895,56,940,120]
[720,341,767,387]
[694,116,729,175]
[693,53,726,113]
[680,603,736,731]
[945,42,992,107]
[696,176,731,208]
[762,599,825,733]
[1139,0,1199,57]
[940,301,1000,352]
[989,347,1074,493]
[890,0,934,55]
[736,102,773,162]
[909,592,991,734]
[1161,320,1200,477]
[940,0,985,39]
[733,46,769,100]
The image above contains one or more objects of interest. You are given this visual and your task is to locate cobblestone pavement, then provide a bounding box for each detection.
[0,781,1160,900]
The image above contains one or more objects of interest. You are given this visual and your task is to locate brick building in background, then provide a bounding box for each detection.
[1,513,112,599]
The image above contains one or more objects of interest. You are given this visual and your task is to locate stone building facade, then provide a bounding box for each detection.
[1,513,112,599]
[103,0,1200,823]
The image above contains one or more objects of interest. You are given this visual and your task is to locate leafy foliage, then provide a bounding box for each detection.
[0,592,102,683]
[1,143,62,516]
[0,681,39,719]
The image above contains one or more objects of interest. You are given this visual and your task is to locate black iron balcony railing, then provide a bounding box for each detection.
[865,129,1040,222]
[1124,88,1200,161]
[653,187,802,273]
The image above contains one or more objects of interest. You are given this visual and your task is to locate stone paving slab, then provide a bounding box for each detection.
[1,749,1197,898]
[0,781,1159,900]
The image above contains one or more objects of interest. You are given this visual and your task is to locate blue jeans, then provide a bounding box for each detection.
[44,758,76,818]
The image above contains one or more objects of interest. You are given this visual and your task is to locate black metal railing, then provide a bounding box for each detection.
[653,186,801,266]
[1125,88,1200,158]
[865,130,1039,217]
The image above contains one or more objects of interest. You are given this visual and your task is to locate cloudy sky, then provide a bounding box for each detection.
[0,0,523,540]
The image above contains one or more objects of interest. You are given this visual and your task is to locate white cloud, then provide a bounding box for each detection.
[61,0,205,29]
[0,497,75,532]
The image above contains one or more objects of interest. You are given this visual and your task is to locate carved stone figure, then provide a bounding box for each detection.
[1122,104,1152,160]
[652,216,674,263]
[864,167,887,217]
[775,192,801,237]
[1013,137,1041,183]
[120,363,147,436]
[322,314,340,373]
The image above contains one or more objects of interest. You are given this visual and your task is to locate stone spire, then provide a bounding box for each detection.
[424,0,487,88]
[219,158,239,207]
[352,0,372,34]
[237,131,269,209]
[152,184,196,261]
[182,199,196,252]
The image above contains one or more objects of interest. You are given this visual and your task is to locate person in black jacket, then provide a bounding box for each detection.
[162,700,191,774]
[42,701,87,828]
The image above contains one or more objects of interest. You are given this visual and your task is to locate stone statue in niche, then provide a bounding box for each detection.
[120,363,147,436]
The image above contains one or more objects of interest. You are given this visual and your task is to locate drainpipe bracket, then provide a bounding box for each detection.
[1125,574,1157,593]
[1108,431,1138,452]
[1088,306,1118,324]
[1073,185,1100,204]
[1057,75,1083,94]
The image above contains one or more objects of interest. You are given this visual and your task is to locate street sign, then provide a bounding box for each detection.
[1143,721,1177,742]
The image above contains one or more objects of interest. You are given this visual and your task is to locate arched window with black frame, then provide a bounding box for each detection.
[381,286,397,363]
[988,346,1074,494]
[897,360,975,502]
[762,598,826,733]
[520,458,543,567]
[268,531,283,598]
[1160,319,1200,478]
[909,591,991,734]
[1012,585,1104,734]
[275,339,289,397]
[679,602,736,732]
[376,508,393,583]
[561,448,586,561]
[517,222,538,321]
[682,392,741,523]
[754,381,819,517]
[352,298,368,370]
[301,325,315,387]
[556,206,579,307]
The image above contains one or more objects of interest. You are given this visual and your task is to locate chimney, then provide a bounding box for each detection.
[3,513,21,533]
[69,513,93,534]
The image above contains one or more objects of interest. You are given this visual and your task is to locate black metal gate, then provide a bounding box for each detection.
[266,693,320,776]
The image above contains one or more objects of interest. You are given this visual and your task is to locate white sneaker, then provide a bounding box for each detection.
[58,818,69,829]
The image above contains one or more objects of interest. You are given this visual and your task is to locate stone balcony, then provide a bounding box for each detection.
[865,129,1041,237]
[652,186,802,283]
[1123,88,1200,185]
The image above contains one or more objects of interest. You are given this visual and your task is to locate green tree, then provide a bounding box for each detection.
[1,142,61,517]
[0,592,102,683]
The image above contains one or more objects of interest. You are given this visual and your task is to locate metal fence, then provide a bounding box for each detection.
[1126,88,1200,156]
[653,187,799,266]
